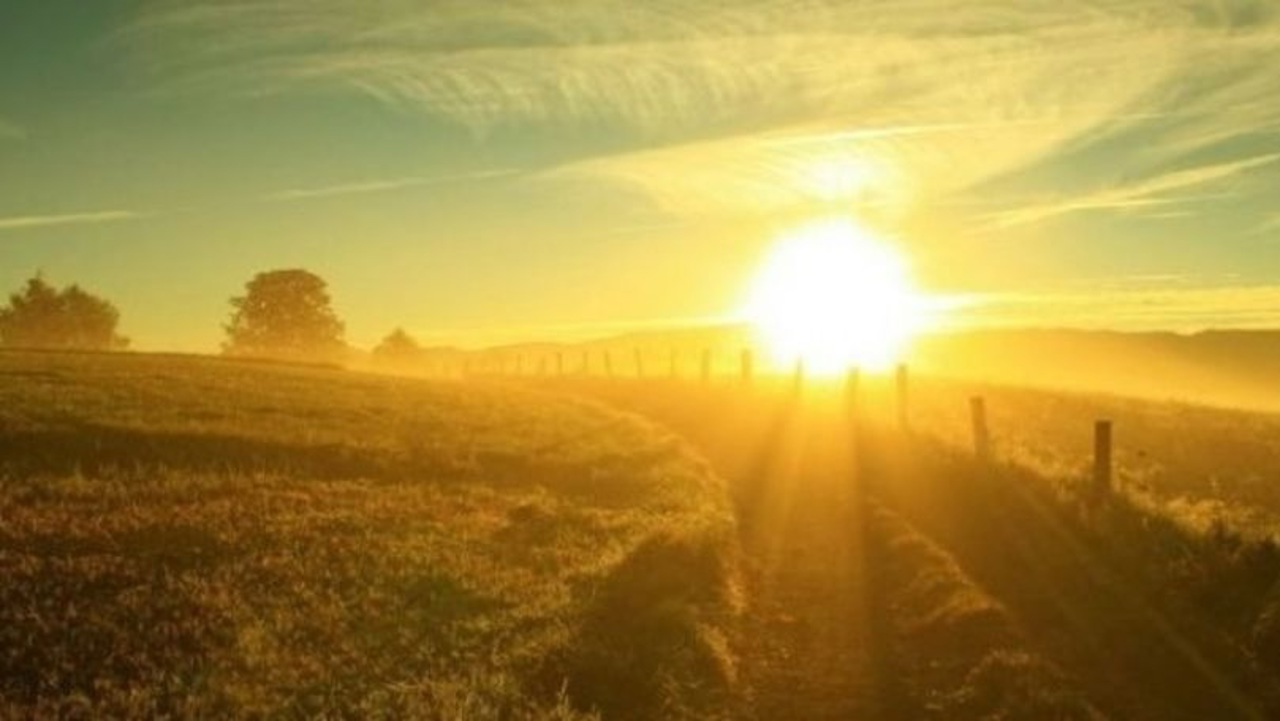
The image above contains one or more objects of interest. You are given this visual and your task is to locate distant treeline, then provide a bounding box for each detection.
[8,270,1280,409]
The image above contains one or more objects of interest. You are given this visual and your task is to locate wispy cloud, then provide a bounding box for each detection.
[121,1,1280,227]
[0,210,146,232]
[980,154,1280,230]
[263,169,517,202]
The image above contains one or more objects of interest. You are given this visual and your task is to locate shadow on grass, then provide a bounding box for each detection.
[867,433,1280,720]
[0,423,387,480]
[0,421,670,510]
[543,528,740,721]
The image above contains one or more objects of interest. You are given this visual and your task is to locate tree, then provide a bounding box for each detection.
[372,327,423,366]
[223,269,345,361]
[0,274,129,351]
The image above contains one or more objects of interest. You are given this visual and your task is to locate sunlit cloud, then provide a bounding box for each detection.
[0,210,146,232]
[121,0,1280,230]
[263,169,517,202]
[979,153,1280,231]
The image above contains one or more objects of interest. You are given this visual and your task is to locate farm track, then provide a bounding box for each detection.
[725,405,911,720]
[579,389,919,719]
[587,386,1276,720]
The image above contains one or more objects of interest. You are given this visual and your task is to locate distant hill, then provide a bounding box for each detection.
[912,329,1280,409]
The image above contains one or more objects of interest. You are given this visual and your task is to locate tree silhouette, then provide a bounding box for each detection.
[0,274,129,351]
[373,327,423,366]
[223,269,345,361]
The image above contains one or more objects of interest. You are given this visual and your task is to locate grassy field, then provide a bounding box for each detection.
[9,353,1280,719]
[0,351,738,719]
[559,375,1280,719]
[910,377,1280,537]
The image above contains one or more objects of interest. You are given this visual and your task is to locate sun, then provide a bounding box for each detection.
[742,217,928,375]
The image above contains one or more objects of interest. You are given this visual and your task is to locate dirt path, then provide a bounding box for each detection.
[577,383,1276,719]
[584,388,915,718]
[724,401,912,720]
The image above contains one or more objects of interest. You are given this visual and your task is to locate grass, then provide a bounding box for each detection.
[10,353,1280,718]
[911,377,1280,539]
[561,374,1280,718]
[0,350,738,719]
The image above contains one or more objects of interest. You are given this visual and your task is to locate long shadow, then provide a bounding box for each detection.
[0,423,384,479]
[0,421,665,510]
[865,434,1280,720]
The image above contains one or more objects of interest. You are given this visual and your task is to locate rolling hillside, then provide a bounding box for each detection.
[9,351,1280,719]
[0,351,737,719]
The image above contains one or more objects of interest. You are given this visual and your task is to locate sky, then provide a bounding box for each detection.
[2,0,1280,351]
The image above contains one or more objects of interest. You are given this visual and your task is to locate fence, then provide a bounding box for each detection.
[429,349,1118,499]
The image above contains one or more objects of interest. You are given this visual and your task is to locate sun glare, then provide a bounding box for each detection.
[743,217,928,375]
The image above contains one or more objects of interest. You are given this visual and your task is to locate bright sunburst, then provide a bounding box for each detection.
[743,217,928,375]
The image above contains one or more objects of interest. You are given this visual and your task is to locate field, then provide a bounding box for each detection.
[0,351,737,719]
[556,375,1280,719]
[5,352,1280,719]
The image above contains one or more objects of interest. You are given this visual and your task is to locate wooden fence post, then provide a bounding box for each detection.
[556,352,564,377]
[581,351,589,376]
[604,351,613,379]
[538,357,547,377]
[740,349,753,384]
[970,396,990,461]
[896,363,910,430]
[792,358,805,394]
[514,354,523,376]
[634,348,644,379]
[669,349,678,380]
[1093,420,1113,497]
[701,349,712,384]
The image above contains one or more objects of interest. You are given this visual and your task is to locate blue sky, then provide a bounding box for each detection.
[3,0,1280,350]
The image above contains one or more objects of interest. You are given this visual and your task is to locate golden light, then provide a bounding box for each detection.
[742,217,929,375]
[802,157,880,202]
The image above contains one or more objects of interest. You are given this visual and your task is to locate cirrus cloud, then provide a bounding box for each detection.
[0,210,147,232]
[120,1,1280,229]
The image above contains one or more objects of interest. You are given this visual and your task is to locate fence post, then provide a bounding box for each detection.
[740,349,753,384]
[634,348,644,379]
[1093,420,1113,497]
[514,354,523,376]
[556,352,564,377]
[538,357,547,377]
[581,351,589,377]
[792,358,805,394]
[604,351,613,379]
[970,396,990,461]
[669,349,678,380]
[701,349,712,384]
[896,363,910,430]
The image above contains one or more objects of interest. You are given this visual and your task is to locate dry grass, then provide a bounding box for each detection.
[912,377,1280,539]
[0,351,738,719]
